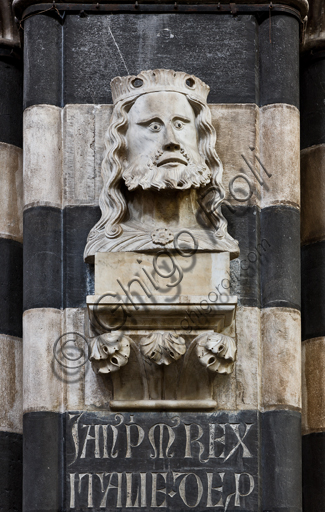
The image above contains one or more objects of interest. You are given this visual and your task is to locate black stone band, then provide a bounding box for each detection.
[23,12,299,109]
[23,412,65,512]
[0,238,23,337]
[302,432,325,512]
[0,59,23,148]
[302,240,325,341]
[24,204,300,311]
[0,431,22,512]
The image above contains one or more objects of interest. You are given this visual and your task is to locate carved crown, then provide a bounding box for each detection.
[111,69,210,104]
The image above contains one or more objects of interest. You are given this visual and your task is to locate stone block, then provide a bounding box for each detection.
[301,144,325,245]
[0,143,23,242]
[0,335,22,434]
[260,104,300,208]
[23,105,62,209]
[261,307,301,409]
[23,308,63,413]
[302,337,325,434]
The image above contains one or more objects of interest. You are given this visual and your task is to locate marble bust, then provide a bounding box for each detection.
[84,69,239,261]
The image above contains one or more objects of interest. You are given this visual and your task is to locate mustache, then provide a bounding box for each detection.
[122,150,211,191]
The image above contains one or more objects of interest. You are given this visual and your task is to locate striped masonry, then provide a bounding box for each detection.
[0,51,23,511]
[22,11,301,511]
[301,50,325,511]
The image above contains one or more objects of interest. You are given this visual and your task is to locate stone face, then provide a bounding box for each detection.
[302,337,325,434]
[301,144,325,245]
[23,105,62,209]
[261,307,301,409]
[260,104,300,209]
[0,142,23,242]
[0,335,22,434]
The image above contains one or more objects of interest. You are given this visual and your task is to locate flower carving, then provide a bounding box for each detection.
[196,333,236,374]
[90,332,131,374]
[151,227,174,245]
[140,331,186,365]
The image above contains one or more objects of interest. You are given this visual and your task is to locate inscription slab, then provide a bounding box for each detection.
[66,411,259,511]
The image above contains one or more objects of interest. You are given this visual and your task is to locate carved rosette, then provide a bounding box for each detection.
[140,332,186,365]
[90,332,131,374]
[196,332,236,374]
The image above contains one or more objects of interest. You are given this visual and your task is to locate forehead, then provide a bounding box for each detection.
[128,91,195,121]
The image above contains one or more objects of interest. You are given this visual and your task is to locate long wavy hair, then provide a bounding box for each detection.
[84,93,228,260]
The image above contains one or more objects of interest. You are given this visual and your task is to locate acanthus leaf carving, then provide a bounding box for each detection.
[196,332,236,374]
[90,332,131,374]
[140,331,186,365]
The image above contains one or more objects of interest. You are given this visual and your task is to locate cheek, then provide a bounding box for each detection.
[178,127,199,152]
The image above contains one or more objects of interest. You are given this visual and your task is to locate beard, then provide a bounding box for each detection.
[122,149,211,191]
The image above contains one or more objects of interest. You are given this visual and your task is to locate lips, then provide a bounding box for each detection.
[157,156,188,167]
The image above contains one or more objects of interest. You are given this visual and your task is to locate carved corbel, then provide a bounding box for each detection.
[140,331,186,365]
[195,332,236,374]
[90,332,131,374]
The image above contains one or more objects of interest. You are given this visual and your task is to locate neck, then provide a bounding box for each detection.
[123,187,202,230]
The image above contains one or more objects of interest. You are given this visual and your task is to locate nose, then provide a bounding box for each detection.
[163,124,181,152]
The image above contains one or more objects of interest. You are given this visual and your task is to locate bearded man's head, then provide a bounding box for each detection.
[84,70,230,261]
[122,90,211,191]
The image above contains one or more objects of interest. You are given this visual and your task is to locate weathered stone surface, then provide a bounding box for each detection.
[303,432,325,511]
[63,14,257,105]
[301,144,325,245]
[210,104,260,207]
[95,251,230,297]
[24,105,62,209]
[24,15,62,109]
[259,14,299,109]
[0,431,22,512]
[301,240,325,341]
[0,238,23,338]
[261,307,301,409]
[260,104,300,208]
[302,337,325,434]
[23,308,63,413]
[261,410,301,511]
[223,206,261,308]
[260,206,301,310]
[0,59,22,148]
[0,335,22,434]
[23,412,64,512]
[234,307,261,410]
[23,206,62,311]
[23,307,95,413]
[63,105,109,207]
[0,142,23,242]
[66,411,259,511]
[301,54,325,150]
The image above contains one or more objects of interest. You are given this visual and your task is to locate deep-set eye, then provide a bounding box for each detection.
[174,120,184,130]
[149,122,162,132]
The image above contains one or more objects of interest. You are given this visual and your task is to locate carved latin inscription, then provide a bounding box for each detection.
[66,412,258,511]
